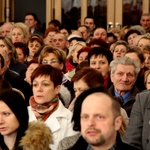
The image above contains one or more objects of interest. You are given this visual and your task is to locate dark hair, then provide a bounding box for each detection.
[84,16,95,24]
[72,86,121,131]
[72,86,103,131]
[0,54,5,68]
[26,58,39,69]
[88,47,113,64]
[89,38,109,49]
[126,46,145,63]
[72,67,104,88]
[77,46,91,59]
[31,64,63,87]
[124,29,141,42]
[0,90,29,149]
[14,42,29,56]
[107,32,117,41]
[25,12,38,21]
[48,19,62,30]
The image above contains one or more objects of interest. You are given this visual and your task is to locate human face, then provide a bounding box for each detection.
[81,93,122,149]
[16,48,26,63]
[127,33,139,46]
[72,44,84,63]
[28,40,41,58]
[42,53,63,70]
[74,79,89,98]
[113,45,126,60]
[78,51,88,64]
[125,52,143,68]
[138,39,150,49]
[78,26,89,41]
[60,29,69,37]
[110,64,137,95]
[140,16,150,30]
[93,28,107,41]
[25,15,37,29]
[90,55,109,77]
[145,73,150,90]
[32,75,60,104]
[144,53,150,69]
[25,63,39,85]
[11,28,24,43]
[1,23,12,37]
[53,33,68,51]
[84,18,95,32]
[44,31,56,44]
[0,101,19,136]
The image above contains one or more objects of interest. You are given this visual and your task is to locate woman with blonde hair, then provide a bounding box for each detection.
[9,22,30,44]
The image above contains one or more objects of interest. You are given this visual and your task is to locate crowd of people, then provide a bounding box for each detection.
[0,11,150,150]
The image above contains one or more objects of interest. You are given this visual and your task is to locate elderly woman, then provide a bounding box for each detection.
[28,64,77,150]
[9,22,30,44]
[0,90,52,150]
[38,45,74,107]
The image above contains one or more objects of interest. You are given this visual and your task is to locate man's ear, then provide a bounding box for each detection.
[0,66,6,76]
[110,72,114,83]
[114,116,122,131]
[6,59,10,68]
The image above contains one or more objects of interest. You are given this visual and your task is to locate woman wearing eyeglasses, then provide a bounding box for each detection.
[38,45,74,107]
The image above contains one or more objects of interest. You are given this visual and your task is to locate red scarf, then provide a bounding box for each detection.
[29,96,58,121]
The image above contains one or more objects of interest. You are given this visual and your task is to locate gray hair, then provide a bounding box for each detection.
[110,56,140,76]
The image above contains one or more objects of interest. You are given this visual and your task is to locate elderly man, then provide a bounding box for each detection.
[140,13,150,33]
[0,22,13,37]
[108,56,140,117]
[52,32,69,55]
[58,87,139,150]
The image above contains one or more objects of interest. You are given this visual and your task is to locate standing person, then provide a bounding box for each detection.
[0,90,52,150]
[58,87,139,150]
[28,64,78,150]
[24,12,43,35]
[140,13,150,33]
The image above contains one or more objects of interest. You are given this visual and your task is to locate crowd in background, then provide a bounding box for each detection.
[0,12,150,150]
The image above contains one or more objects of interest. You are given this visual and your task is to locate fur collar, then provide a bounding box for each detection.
[19,121,53,150]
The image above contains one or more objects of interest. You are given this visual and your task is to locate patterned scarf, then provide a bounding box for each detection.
[29,96,59,121]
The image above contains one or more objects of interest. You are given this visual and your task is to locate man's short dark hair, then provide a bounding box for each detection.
[25,12,38,21]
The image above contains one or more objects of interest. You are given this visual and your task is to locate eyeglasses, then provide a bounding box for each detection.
[42,59,60,65]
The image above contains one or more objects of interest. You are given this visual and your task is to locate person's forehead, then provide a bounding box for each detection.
[95,28,106,33]
[82,93,112,108]
[115,63,135,71]
[53,34,65,39]
[25,15,34,19]
[142,16,150,20]
[85,18,94,23]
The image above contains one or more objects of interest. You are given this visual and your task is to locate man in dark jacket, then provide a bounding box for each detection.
[58,87,139,150]
[108,56,140,117]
